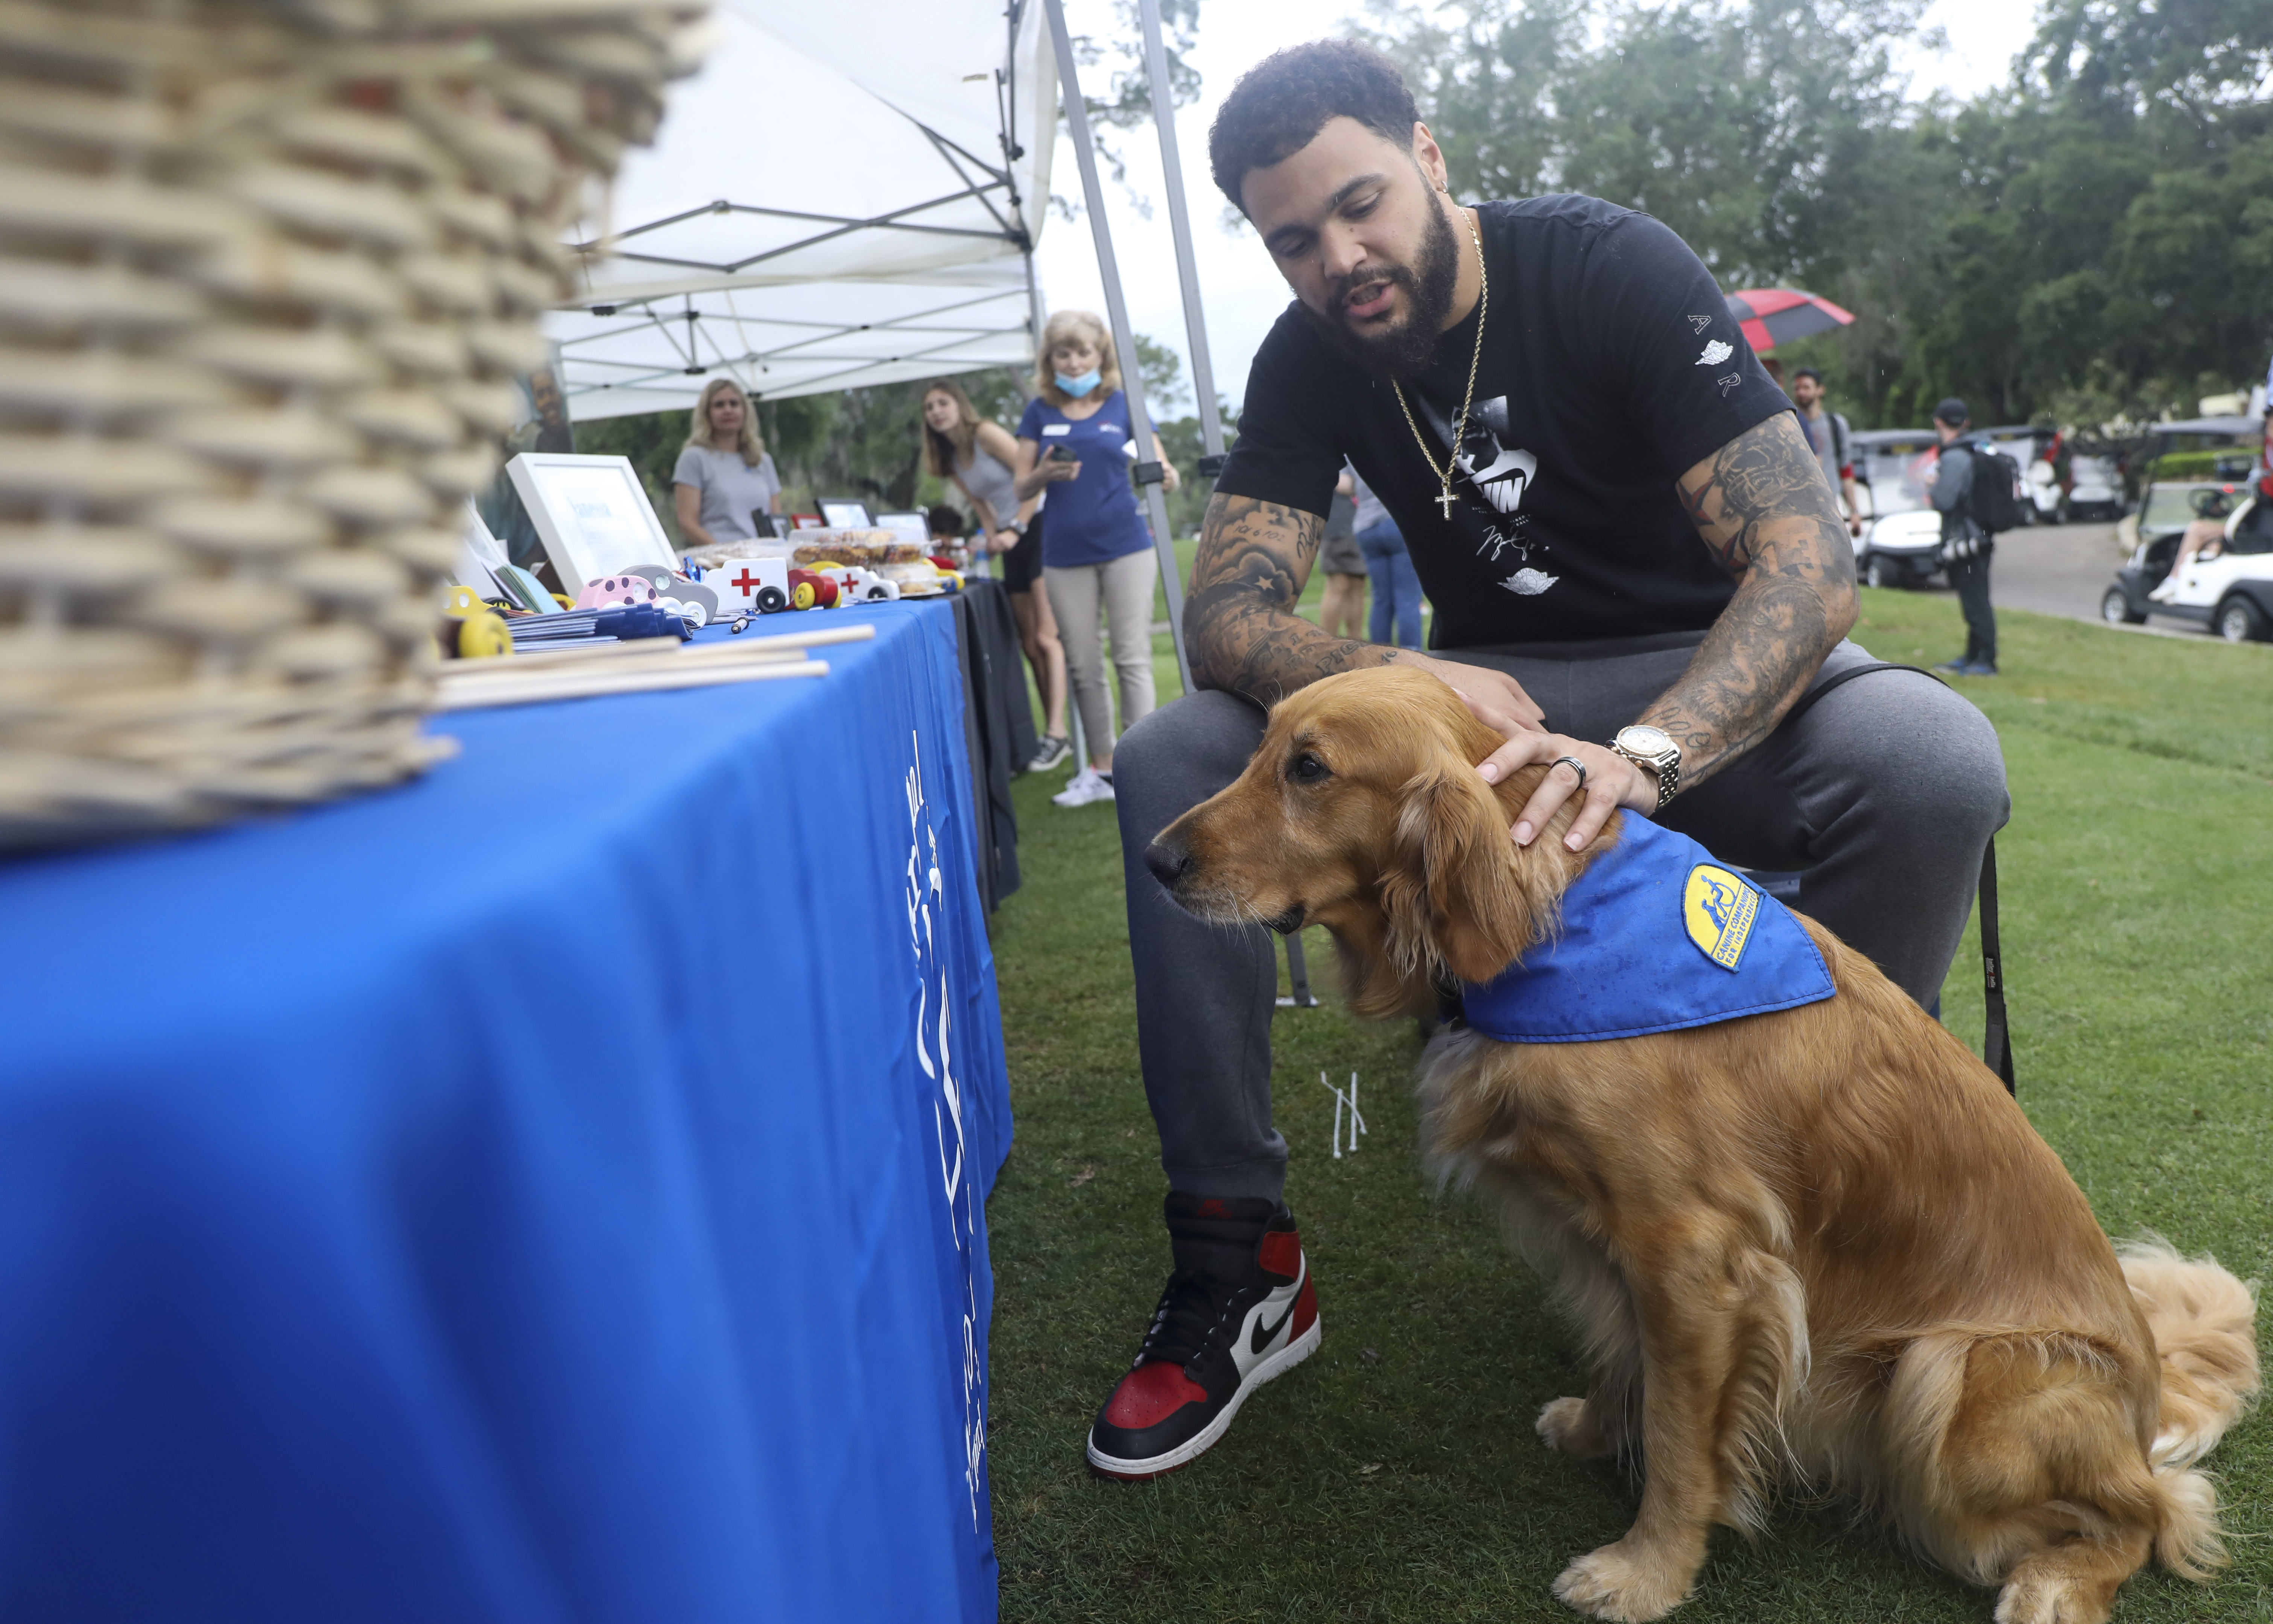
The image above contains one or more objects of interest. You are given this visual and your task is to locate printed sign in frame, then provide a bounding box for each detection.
[505,453,681,595]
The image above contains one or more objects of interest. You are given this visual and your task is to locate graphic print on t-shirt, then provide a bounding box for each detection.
[1408,389,1557,596]
[1455,398,1538,516]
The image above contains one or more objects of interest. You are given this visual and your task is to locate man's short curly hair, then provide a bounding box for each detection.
[1207,40,1421,216]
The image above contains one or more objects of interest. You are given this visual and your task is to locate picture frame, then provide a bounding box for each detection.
[791,513,827,530]
[875,512,929,547]
[504,453,680,594]
[818,498,872,529]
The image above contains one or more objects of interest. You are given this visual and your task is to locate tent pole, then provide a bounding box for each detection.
[1136,0,1224,468]
[1042,0,1193,698]
[1134,0,1317,1009]
[1022,249,1045,383]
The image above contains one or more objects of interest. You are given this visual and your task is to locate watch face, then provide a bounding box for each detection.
[1619,725,1674,757]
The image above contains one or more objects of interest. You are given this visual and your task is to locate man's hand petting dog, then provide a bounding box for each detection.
[1413,666,1656,853]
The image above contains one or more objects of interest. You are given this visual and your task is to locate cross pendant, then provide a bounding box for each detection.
[1435,488,1457,519]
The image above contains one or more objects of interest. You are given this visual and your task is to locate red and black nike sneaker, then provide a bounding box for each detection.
[1086,1193,1321,1480]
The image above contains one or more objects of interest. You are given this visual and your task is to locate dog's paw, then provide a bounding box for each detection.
[1993,1571,2112,1624]
[1552,1541,1695,1622]
[1537,1396,1616,1460]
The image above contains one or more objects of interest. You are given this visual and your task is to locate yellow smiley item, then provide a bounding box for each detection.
[456,611,514,659]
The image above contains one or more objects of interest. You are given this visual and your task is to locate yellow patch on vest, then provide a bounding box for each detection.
[1683,864,1758,971]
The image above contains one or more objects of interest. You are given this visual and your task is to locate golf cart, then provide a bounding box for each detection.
[2059,452,2126,523]
[1851,429,1944,587]
[2102,474,2273,640]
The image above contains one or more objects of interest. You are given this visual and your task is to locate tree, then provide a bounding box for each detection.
[1821,0,2273,424]
[1131,332,1189,417]
[1360,0,1926,289]
[1070,0,1204,207]
[1353,0,2273,430]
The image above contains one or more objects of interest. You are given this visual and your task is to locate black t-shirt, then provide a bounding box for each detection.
[1216,195,1792,649]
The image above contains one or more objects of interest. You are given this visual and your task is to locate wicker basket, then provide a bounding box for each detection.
[0,0,705,850]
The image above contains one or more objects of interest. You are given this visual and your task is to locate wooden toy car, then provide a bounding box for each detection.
[787,567,838,610]
[711,557,792,616]
[833,565,900,603]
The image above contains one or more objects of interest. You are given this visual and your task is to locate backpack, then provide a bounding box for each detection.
[1956,439,2026,536]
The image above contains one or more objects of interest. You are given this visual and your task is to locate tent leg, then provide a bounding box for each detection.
[1136,0,1323,1020]
[1277,932,1318,1010]
[1041,0,1190,699]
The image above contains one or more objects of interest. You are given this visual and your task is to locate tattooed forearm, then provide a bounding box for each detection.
[1186,492,1395,704]
[1642,413,1858,784]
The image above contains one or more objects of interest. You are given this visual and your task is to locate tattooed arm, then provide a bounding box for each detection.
[1639,410,1859,778]
[1477,412,1856,851]
[1186,493,1354,702]
[1186,492,1547,724]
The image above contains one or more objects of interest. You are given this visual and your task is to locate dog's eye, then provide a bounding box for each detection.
[1288,752,1331,785]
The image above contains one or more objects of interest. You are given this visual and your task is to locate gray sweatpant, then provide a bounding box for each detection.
[1111,633,2010,1202]
[1045,550,1158,761]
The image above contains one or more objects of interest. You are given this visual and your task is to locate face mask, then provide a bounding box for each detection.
[1055,369,1102,398]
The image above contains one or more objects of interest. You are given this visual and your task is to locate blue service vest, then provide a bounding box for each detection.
[1460,815,1836,1043]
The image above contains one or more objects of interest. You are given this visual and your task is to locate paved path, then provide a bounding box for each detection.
[1887,518,2215,640]
[1986,519,2125,620]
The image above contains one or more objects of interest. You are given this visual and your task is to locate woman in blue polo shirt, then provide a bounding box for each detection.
[1013,310,1179,808]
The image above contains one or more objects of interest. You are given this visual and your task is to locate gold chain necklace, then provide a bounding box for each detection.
[1391,208,1488,520]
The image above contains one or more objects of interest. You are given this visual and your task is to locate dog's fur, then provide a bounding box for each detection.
[1148,666,2259,1623]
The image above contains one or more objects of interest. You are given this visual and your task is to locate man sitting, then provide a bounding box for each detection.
[1087,41,2009,1483]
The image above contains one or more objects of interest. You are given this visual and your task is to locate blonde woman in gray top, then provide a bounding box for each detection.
[673,379,781,549]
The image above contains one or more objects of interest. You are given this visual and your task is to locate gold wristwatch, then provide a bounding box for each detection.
[1609,725,1682,813]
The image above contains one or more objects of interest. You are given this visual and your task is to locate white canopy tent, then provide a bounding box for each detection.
[552,0,1317,995]
[548,0,1056,418]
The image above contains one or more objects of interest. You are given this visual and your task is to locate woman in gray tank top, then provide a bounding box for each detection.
[923,379,1069,767]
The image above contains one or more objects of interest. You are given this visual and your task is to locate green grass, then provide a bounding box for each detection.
[983,591,2273,1622]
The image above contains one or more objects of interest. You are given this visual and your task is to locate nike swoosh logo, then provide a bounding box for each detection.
[1249,1272,1301,1358]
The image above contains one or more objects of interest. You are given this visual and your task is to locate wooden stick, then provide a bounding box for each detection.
[434,658,829,711]
[480,636,815,673]
[479,619,877,671]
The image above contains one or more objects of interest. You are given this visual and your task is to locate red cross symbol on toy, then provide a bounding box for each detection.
[732,568,760,595]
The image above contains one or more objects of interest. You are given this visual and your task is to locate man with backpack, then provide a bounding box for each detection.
[1791,368,1862,537]
[1930,397,2015,676]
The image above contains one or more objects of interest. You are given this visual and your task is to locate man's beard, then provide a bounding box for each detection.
[1298,198,1463,382]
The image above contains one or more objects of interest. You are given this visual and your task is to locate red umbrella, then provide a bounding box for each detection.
[1724,288,1855,353]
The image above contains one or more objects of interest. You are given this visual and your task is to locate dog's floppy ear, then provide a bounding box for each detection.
[1381,763,1539,985]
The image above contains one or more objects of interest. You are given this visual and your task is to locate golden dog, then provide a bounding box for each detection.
[1144,666,2257,1623]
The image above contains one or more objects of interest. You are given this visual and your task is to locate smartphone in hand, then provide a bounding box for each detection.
[1046,444,1079,463]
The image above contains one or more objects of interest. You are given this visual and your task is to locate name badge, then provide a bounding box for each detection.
[1041,423,1071,437]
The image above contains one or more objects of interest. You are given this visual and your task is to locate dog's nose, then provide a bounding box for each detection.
[1143,836,1191,889]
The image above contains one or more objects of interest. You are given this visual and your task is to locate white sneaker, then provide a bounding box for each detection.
[1052,767,1116,807]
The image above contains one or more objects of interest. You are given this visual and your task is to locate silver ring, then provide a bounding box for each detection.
[1551,754,1587,791]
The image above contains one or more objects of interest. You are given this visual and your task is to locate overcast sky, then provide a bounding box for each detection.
[1034,0,2048,421]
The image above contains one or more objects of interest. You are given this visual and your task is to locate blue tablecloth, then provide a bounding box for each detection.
[0,602,1009,1622]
